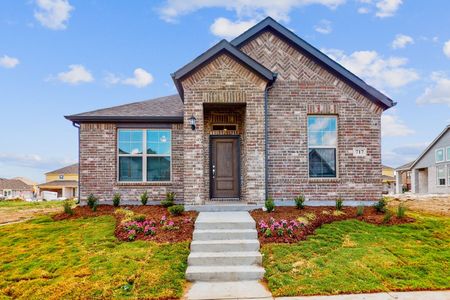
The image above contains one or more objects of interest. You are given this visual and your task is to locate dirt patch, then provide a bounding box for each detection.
[250,206,414,244]
[388,195,450,216]
[53,205,198,243]
[0,207,63,225]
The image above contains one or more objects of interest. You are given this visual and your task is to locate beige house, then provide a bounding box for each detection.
[38,163,79,199]
[0,178,33,200]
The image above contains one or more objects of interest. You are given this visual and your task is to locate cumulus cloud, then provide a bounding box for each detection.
[443,40,450,58]
[158,0,346,23]
[52,64,94,85]
[375,0,402,18]
[392,34,414,49]
[323,48,419,89]
[210,17,256,39]
[34,0,73,30]
[0,153,76,170]
[381,114,414,137]
[105,68,154,88]
[314,19,332,34]
[417,72,450,106]
[0,55,20,68]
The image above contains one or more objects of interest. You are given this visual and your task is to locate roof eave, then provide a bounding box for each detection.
[64,115,184,123]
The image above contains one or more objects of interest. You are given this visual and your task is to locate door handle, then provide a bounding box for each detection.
[212,165,216,178]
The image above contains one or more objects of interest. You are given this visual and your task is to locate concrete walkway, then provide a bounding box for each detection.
[276,291,450,300]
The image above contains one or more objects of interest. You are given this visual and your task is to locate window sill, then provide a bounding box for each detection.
[308,178,340,183]
[116,181,172,186]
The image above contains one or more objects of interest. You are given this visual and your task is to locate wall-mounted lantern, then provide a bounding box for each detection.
[188,115,197,130]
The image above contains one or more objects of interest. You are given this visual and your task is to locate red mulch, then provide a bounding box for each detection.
[250,206,415,245]
[53,205,198,243]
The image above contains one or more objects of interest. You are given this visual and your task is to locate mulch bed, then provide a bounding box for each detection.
[250,206,415,244]
[53,205,198,243]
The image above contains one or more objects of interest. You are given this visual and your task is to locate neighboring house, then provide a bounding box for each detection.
[38,163,79,199]
[395,161,412,192]
[13,177,38,194]
[0,178,33,200]
[395,125,450,194]
[65,17,395,205]
[382,165,396,194]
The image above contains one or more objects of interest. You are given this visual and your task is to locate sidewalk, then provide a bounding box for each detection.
[277,290,450,300]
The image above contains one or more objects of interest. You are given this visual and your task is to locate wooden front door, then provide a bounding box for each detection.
[210,136,240,199]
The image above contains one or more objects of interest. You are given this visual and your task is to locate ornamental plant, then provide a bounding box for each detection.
[140,191,148,205]
[127,230,137,241]
[87,194,98,209]
[374,197,387,213]
[258,218,300,238]
[356,205,364,216]
[265,197,275,212]
[397,204,406,219]
[168,205,184,216]
[161,192,175,207]
[294,194,305,209]
[335,197,343,211]
[63,200,73,215]
[113,193,121,207]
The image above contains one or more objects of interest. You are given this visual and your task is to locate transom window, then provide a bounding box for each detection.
[118,129,171,182]
[308,116,337,178]
[436,148,444,163]
[437,165,446,186]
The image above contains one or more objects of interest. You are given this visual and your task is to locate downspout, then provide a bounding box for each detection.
[72,121,81,204]
[264,74,277,201]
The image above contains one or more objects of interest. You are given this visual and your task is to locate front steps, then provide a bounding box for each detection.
[186,211,265,282]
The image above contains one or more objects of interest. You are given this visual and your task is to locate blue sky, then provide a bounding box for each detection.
[1,0,449,182]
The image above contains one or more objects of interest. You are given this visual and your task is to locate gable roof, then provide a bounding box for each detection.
[46,163,79,175]
[231,17,395,110]
[400,125,450,171]
[0,178,32,191]
[395,161,414,171]
[65,95,183,123]
[171,39,277,100]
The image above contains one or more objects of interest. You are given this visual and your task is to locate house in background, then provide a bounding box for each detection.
[0,178,33,200]
[395,125,450,194]
[382,165,396,194]
[395,161,412,192]
[38,163,79,199]
[66,17,395,205]
[13,177,38,194]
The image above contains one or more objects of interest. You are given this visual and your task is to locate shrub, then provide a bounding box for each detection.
[397,204,406,219]
[140,191,148,206]
[87,194,98,209]
[383,210,392,224]
[335,197,343,211]
[92,201,98,212]
[294,194,305,209]
[133,214,146,222]
[168,205,184,216]
[63,200,73,215]
[374,197,387,213]
[356,205,364,216]
[161,192,175,207]
[265,197,275,213]
[113,193,121,207]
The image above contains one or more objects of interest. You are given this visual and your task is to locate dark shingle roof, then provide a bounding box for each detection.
[65,95,183,123]
[0,178,32,191]
[46,163,79,175]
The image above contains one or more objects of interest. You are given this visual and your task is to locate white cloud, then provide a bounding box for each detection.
[106,68,154,88]
[375,0,402,18]
[158,0,346,23]
[357,7,370,14]
[55,64,94,85]
[314,19,332,34]
[323,48,419,89]
[34,0,73,30]
[443,40,450,58]
[0,55,20,68]
[381,114,414,137]
[0,153,75,170]
[210,17,257,39]
[417,72,450,106]
[392,34,414,49]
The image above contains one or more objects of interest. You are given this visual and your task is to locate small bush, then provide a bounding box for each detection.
[133,214,146,222]
[294,195,305,209]
[63,200,73,215]
[335,197,343,211]
[374,197,387,213]
[92,201,98,212]
[265,197,275,213]
[356,205,364,216]
[87,194,98,209]
[162,192,175,207]
[383,210,392,224]
[140,191,148,206]
[168,205,184,216]
[113,193,121,207]
[397,204,406,219]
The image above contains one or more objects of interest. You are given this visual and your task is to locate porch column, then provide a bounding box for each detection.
[395,170,403,194]
[411,169,419,193]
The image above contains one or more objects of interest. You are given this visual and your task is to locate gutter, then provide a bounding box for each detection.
[264,74,277,201]
[71,121,81,203]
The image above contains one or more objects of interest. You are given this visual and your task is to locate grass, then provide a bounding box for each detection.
[262,213,450,296]
[0,199,73,210]
[0,215,189,299]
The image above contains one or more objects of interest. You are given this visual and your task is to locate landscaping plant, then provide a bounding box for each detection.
[356,205,364,216]
[335,197,343,211]
[374,197,387,213]
[397,204,406,219]
[168,205,184,216]
[140,191,148,206]
[294,194,305,209]
[113,193,121,207]
[265,197,275,212]
[87,194,98,211]
[161,192,175,207]
[383,210,393,223]
[63,200,73,215]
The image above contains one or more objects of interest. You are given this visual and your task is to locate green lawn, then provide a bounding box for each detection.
[0,199,71,210]
[262,213,450,297]
[0,215,189,299]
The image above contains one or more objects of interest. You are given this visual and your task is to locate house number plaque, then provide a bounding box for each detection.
[353,147,367,157]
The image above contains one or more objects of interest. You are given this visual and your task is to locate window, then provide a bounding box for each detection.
[118,129,171,182]
[308,116,337,178]
[212,124,237,131]
[447,147,450,161]
[59,175,64,180]
[448,165,450,186]
[436,148,444,163]
[437,165,446,186]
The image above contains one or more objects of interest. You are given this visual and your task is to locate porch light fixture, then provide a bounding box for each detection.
[188,115,197,130]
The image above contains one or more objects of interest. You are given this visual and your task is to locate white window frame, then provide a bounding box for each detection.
[436,165,446,186]
[117,129,172,183]
[446,147,450,162]
[307,115,338,178]
[435,148,445,163]
[448,164,450,187]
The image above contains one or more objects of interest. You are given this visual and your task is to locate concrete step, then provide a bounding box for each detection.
[188,251,262,266]
[190,239,260,252]
[193,229,258,240]
[186,281,272,300]
[194,211,256,230]
[186,265,265,282]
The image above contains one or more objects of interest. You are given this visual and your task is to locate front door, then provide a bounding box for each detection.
[210,136,240,199]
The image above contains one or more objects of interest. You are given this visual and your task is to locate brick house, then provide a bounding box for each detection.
[66,17,395,206]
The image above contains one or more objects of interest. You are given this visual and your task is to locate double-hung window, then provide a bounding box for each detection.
[436,148,444,163]
[118,129,171,182]
[437,165,446,186]
[308,116,337,178]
